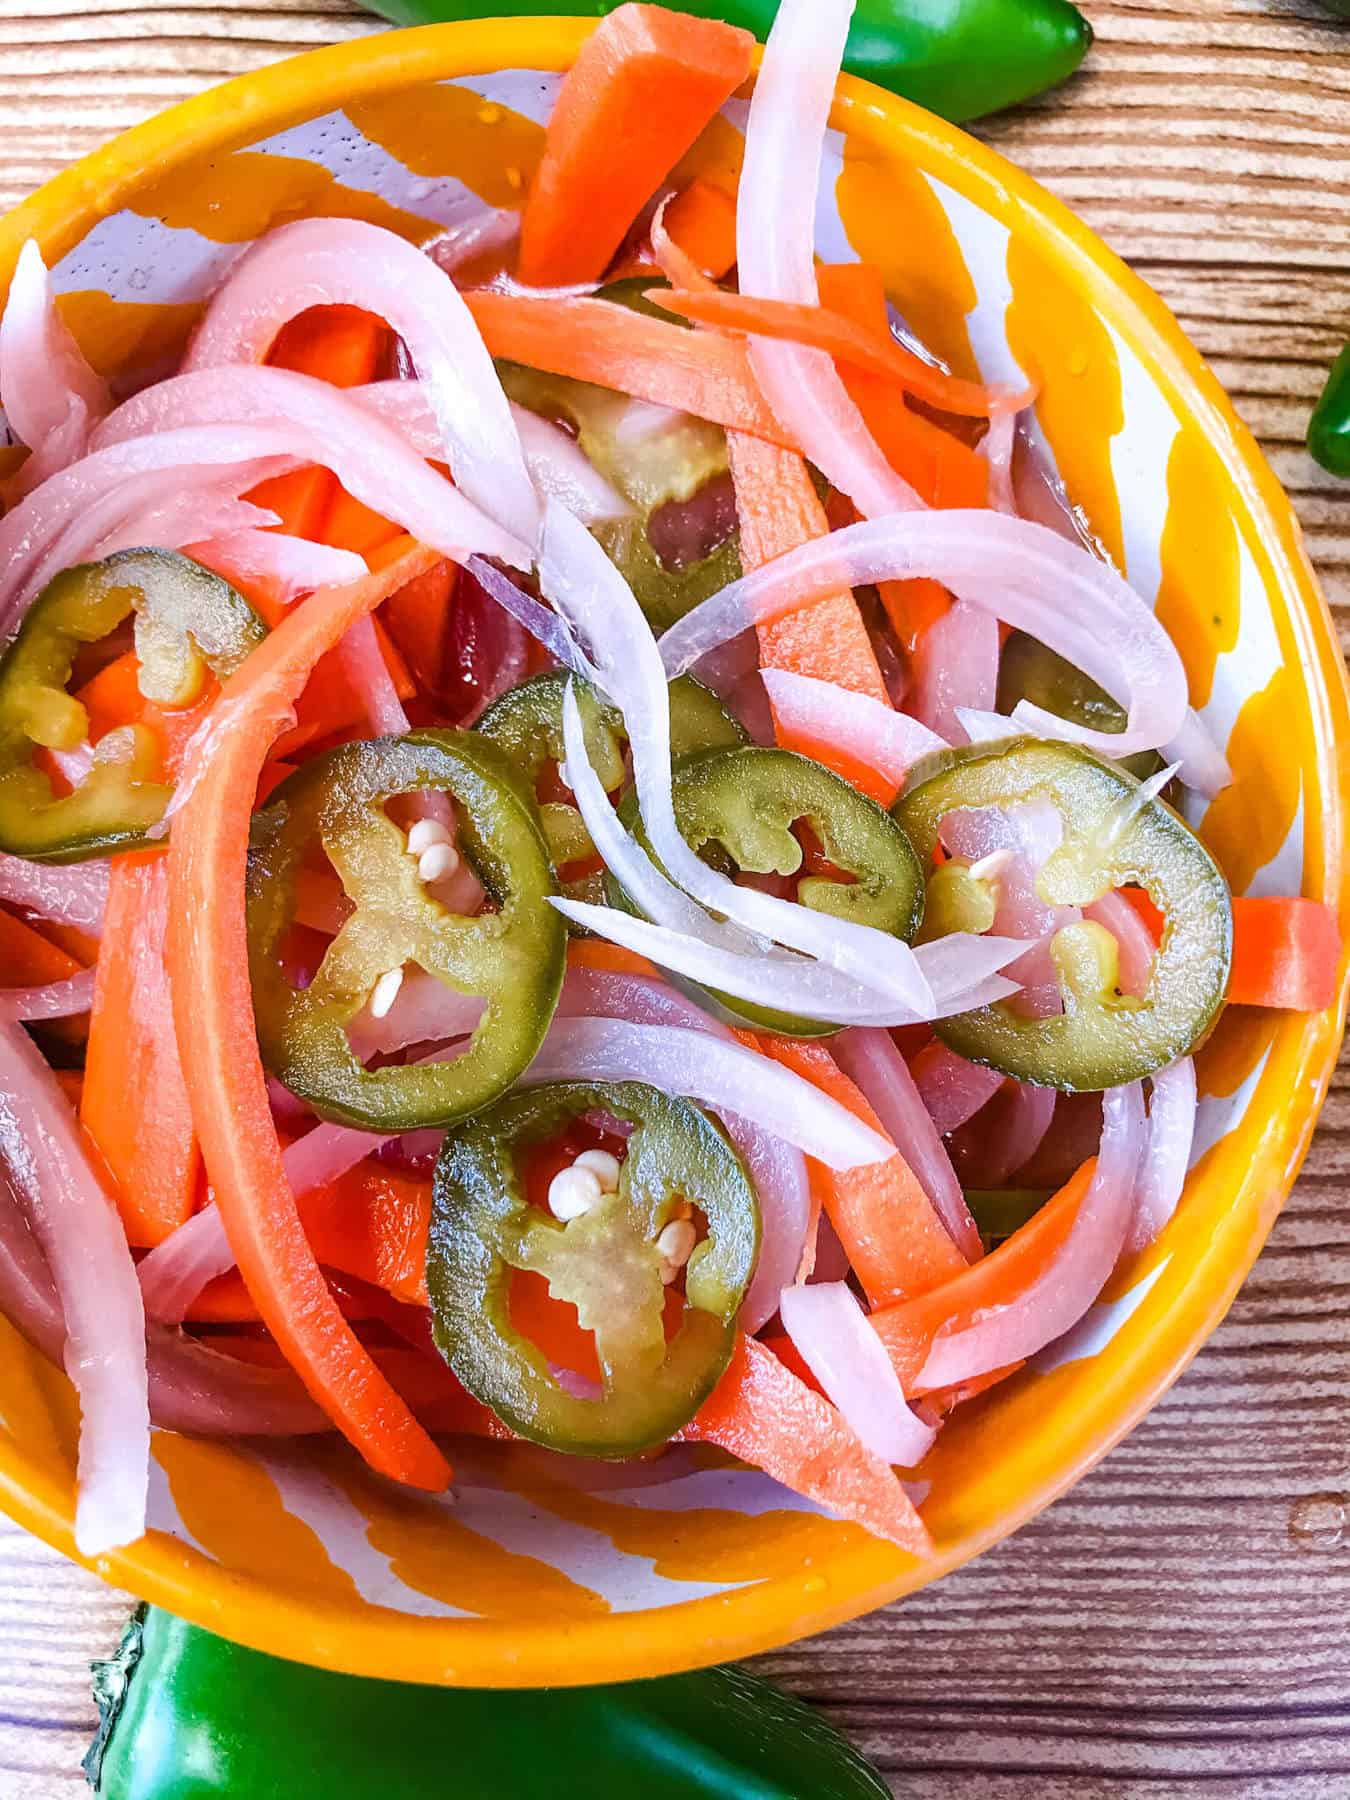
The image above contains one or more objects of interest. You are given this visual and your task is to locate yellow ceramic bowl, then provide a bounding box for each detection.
[0,21,1347,1688]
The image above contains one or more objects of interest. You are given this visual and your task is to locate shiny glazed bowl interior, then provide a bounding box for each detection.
[0,19,1346,1688]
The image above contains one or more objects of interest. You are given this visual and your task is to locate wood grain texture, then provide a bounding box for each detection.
[1,1,1348,1794]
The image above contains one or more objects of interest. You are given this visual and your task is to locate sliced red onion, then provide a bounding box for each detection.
[336,614,411,737]
[659,512,1188,757]
[780,1281,937,1467]
[0,240,108,495]
[0,1172,324,1436]
[1085,890,1154,998]
[832,1027,979,1260]
[737,0,922,518]
[1129,1055,1196,1252]
[527,1016,892,1170]
[352,383,629,526]
[909,1040,1004,1137]
[0,851,107,931]
[557,965,809,1330]
[649,195,710,290]
[954,707,1020,746]
[540,504,933,1015]
[910,600,1000,743]
[913,932,1033,1004]
[979,1081,1057,1187]
[941,806,1078,1013]
[0,430,305,631]
[424,207,520,277]
[759,668,947,800]
[346,969,486,1061]
[1163,707,1233,799]
[917,1080,1145,1389]
[137,1204,236,1325]
[0,967,95,1020]
[190,530,367,604]
[92,368,531,572]
[465,555,586,674]
[0,1020,148,1553]
[187,217,539,542]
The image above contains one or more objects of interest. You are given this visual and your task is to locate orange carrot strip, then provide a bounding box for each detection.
[871,1158,1096,1391]
[658,287,1005,420]
[0,907,87,1047]
[519,4,754,287]
[1228,895,1342,1011]
[754,1039,966,1307]
[167,543,451,1491]
[730,434,889,720]
[565,939,661,979]
[300,1165,433,1308]
[464,291,792,445]
[82,852,200,1248]
[681,1334,931,1555]
[663,178,739,280]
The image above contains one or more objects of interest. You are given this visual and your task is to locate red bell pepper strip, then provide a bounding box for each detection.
[166,543,451,1491]
[1227,895,1341,1011]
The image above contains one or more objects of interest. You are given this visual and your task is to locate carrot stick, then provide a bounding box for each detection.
[464,291,792,445]
[518,4,753,287]
[81,852,199,1248]
[1228,895,1342,1011]
[754,1038,967,1307]
[167,543,451,1491]
[299,1165,433,1308]
[681,1334,931,1555]
[657,288,1006,419]
[870,1158,1096,1392]
[730,434,890,713]
[662,179,739,280]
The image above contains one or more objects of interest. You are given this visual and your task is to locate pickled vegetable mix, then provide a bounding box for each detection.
[0,0,1339,1564]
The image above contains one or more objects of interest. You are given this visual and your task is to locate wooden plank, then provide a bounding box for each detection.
[2,1,1349,1793]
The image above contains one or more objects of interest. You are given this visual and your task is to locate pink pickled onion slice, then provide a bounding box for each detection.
[0,1020,148,1553]
[539,503,933,1015]
[833,1027,980,1261]
[0,852,107,931]
[909,1040,1004,1137]
[0,240,109,495]
[1129,1056,1196,1252]
[963,1080,1057,1189]
[190,530,367,604]
[186,216,539,542]
[92,367,530,570]
[759,668,947,803]
[346,971,486,1061]
[0,1172,324,1435]
[526,1016,891,1170]
[982,408,1018,516]
[466,556,583,674]
[336,614,410,737]
[0,967,95,1020]
[917,1081,1145,1389]
[425,207,520,276]
[737,0,922,518]
[1085,889,1155,998]
[910,600,1000,744]
[0,433,303,631]
[137,1203,238,1325]
[353,383,630,526]
[659,511,1188,758]
[780,1281,937,1467]
[1162,707,1233,799]
[558,965,809,1331]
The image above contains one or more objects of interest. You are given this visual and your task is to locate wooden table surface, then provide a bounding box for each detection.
[2,1,1349,1793]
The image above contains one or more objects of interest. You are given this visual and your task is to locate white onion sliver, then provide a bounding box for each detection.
[737,0,922,519]
[0,239,109,494]
[137,1204,235,1325]
[186,216,538,542]
[833,1028,980,1261]
[659,512,1188,758]
[760,668,947,796]
[917,1081,1146,1389]
[1129,1056,1197,1252]
[526,1016,892,1170]
[0,851,107,932]
[0,967,96,1021]
[346,970,486,1062]
[910,601,1000,745]
[0,1021,148,1553]
[336,614,411,737]
[780,1282,937,1467]
[466,555,587,674]
[191,530,367,604]
[1162,707,1233,799]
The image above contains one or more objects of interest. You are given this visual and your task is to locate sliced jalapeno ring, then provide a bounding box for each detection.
[477,670,744,889]
[996,631,1163,784]
[0,549,266,862]
[895,737,1232,1091]
[496,362,741,631]
[428,1080,759,1457]
[609,745,925,1037]
[246,730,565,1132]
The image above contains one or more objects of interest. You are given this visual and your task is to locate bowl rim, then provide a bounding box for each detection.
[0,16,1347,1688]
